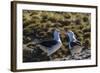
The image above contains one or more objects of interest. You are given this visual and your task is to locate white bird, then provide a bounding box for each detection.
[37,29,62,56]
[65,30,80,49]
[65,30,82,59]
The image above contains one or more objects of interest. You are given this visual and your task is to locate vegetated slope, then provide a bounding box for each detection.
[23,10,91,62]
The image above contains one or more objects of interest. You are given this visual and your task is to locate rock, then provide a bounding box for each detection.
[60,46,91,61]
[62,55,72,60]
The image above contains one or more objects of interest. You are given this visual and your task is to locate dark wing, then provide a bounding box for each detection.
[70,41,81,47]
[39,40,58,47]
[66,35,70,42]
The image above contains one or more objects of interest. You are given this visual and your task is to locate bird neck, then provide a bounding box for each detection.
[57,37,62,43]
[53,31,62,43]
[67,31,77,42]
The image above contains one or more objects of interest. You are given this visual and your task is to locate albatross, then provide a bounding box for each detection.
[37,29,62,56]
[64,29,82,59]
[64,29,81,49]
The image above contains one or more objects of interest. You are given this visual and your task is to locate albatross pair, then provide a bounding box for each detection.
[37,29,81,56]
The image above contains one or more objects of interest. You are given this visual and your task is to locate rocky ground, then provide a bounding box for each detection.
[23,43,91,62]
[56,48,91,61]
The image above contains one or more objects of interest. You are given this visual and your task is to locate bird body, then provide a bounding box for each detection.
[66,30,79,49]
[37,29,62,56]
[65,30,82,59]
